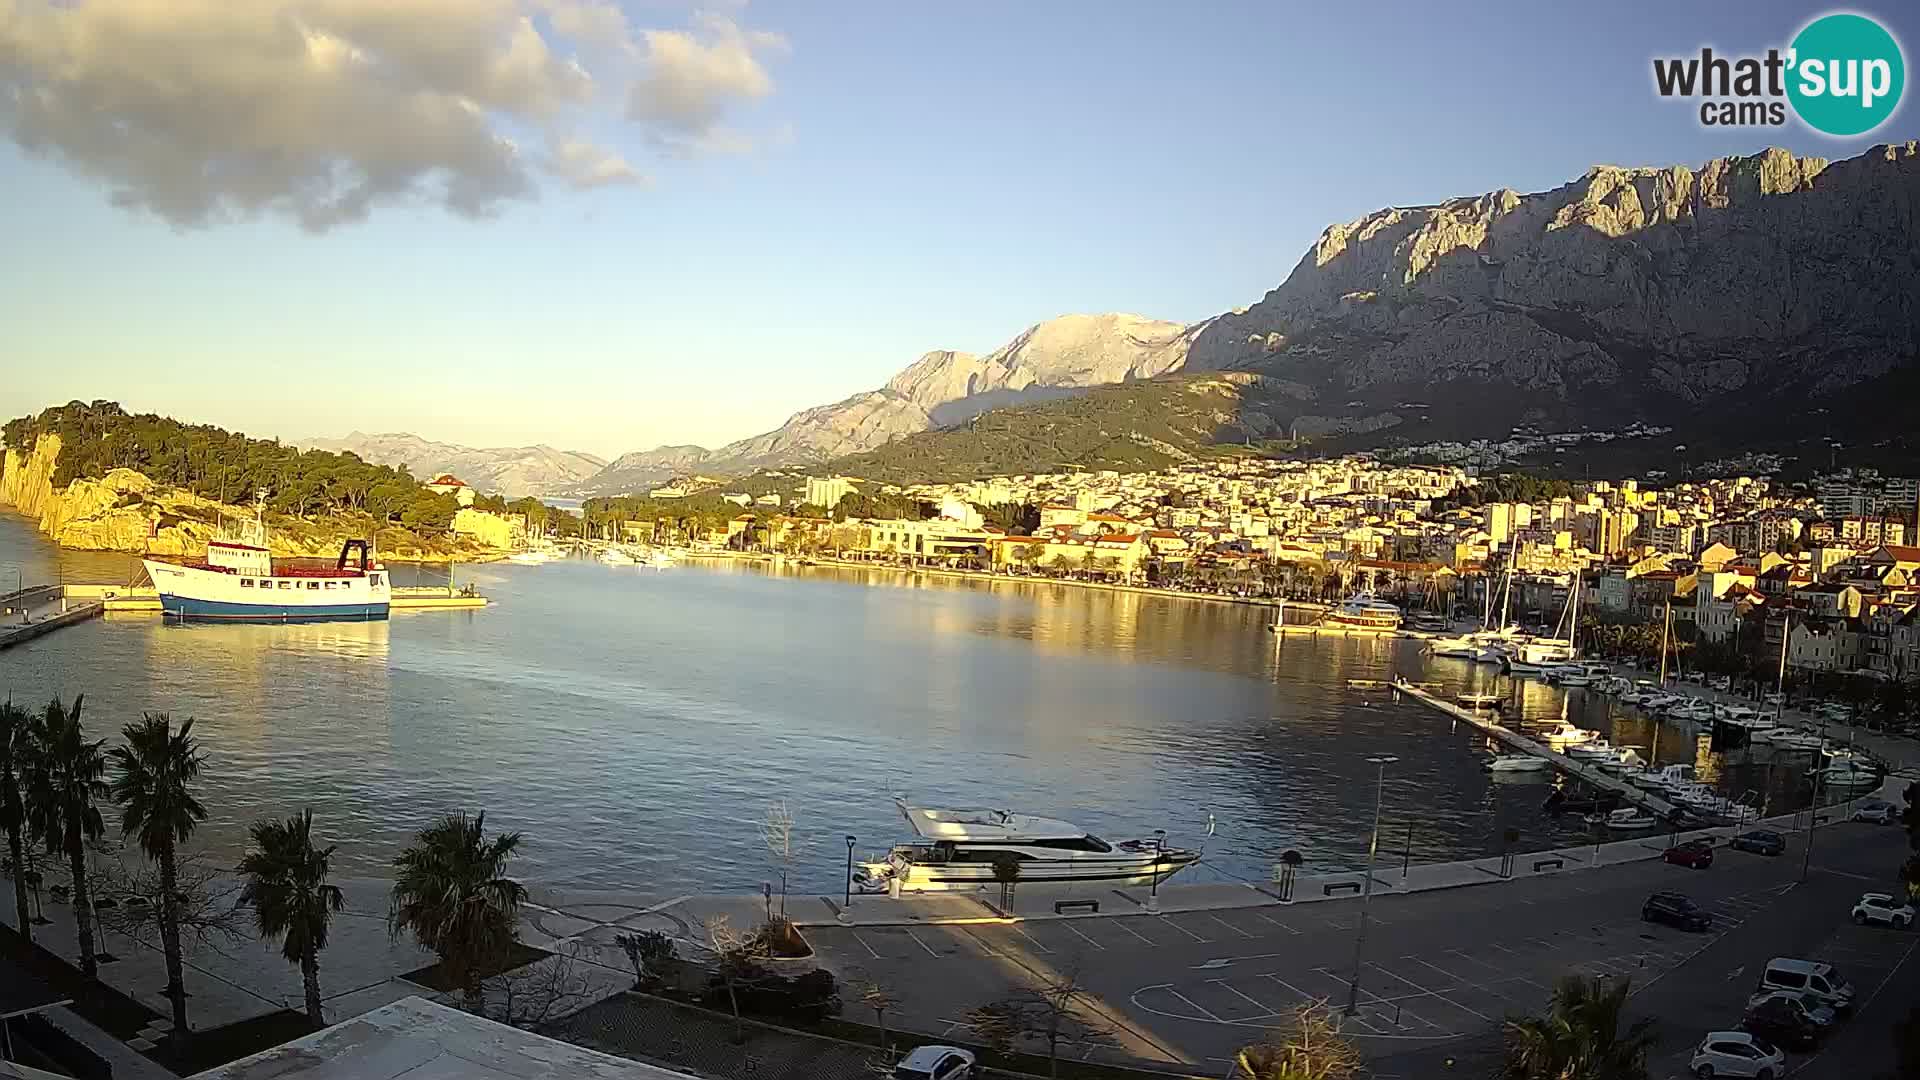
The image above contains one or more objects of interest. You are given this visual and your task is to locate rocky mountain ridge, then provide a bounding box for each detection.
[303,432,606,497]
[584,312,1192,493]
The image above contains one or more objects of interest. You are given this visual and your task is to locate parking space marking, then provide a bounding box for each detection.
[1253,911,1302,935]
[1161,917,1213,944]
[1206,913,1257,940]
[1208,979,1281,1019]
[1447,947,1548,991]
[848,930,882,959]
[1164,987,1223,1023]
[1372,961,1494,1024]
[1312,967,1438,1031]
[1403,955,1519,1005]
[1061,921,1107,951]
[1111,919,1159,947]
[1012,923,1054,954]
[903,928,939,958]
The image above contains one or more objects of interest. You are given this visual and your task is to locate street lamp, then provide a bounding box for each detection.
[844,835,857,909]
[1346,755,1397,1016]
[1148,828,1168,915]
[1799,720,1827,884]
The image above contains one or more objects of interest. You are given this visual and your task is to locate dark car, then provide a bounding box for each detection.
[1741,998,1823,1051]
[1729,830,1786,856]
[1642,891,1713,930]
[1664,839,1714,869]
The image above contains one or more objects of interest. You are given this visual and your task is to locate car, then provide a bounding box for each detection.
[1740,998,1822,1051]
[1691,1030,1785,1079]
[1711,675,1733,691]
[1743,989,1838,1029]
[1852,892,1915,928]
[892,1045,976,1080]
[1850,802,1897,825]
[1764,692,1786,707]
[1755,958,1855,1012]
[1643,891,1714,930]
[1728,830,1786,856]
[1664,839,1714,869]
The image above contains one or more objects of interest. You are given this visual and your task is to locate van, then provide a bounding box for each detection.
[1756,958,1854,1011]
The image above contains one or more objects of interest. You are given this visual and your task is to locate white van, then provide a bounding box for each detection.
[1755,958,1854,1011]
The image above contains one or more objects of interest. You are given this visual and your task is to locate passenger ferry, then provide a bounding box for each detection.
[853,799,1198,893]
[141,511,389,622]
[1322,593,1403,631]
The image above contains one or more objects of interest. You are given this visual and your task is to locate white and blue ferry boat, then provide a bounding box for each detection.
[142,512,389,622]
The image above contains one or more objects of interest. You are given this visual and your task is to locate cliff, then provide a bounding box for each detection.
[585,312,1193,492]
[0,434,504,562]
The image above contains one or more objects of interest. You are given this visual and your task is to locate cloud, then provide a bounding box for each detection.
[0,0,782,230]
[628,14,786,154]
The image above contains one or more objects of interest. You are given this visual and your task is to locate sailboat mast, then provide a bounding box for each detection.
[1658,596,1672,685]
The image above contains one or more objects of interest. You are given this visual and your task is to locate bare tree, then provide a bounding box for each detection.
[852,975,900,1053]
[966,962,1113,1077]
[1233,1003,1363,1080]
[94,847,247,956]
[705,915,769,1044]
[763,800,796,921]
[482,942,600,1030]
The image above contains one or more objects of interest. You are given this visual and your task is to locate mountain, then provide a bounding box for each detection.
[846,142,1920,481]
[584,313,1192,492]
[305,432,606,497]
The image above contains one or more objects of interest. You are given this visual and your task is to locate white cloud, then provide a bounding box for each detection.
[628,13,786,154]
[0,0,784,230]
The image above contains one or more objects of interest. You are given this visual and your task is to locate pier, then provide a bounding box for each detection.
[0,584,105,650]
[1390,677,1682,819]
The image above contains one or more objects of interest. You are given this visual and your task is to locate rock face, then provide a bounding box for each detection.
[304,432,606,497]
[586,313,1192,492]
[1182,143,1920,445]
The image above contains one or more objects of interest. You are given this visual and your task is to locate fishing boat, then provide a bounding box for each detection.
[852,799,1198,893]
[141,506,388,622]
[1322,593,1403,631]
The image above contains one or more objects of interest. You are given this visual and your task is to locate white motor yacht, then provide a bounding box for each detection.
[1487,755,1552,773]
[1429,637,1482,659]
[1323,593,1403,631]
[1540,723,1597,745]
[853,800,1197,893]
[1564,739,1618,761]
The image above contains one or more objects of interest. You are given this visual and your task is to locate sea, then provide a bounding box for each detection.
[0,512,1815,894]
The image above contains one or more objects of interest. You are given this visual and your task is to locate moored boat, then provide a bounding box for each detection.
[141,509,388,622]
[1322,593,1402,631]
[853,799,1197,894]
[1487,754,1552,773]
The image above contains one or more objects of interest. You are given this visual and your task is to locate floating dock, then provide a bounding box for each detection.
[1390,678,1681,819]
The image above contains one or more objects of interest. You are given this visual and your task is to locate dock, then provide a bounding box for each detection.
[4,582,487,626]
[0,586,105,650]
[1391,677,1681,819]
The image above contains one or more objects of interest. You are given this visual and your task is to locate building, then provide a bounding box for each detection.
[450,508,525,547]
[803,476,855,510]
[864,518,995,562]
[425,474,476,507]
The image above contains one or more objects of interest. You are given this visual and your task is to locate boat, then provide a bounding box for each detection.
[1538,723,1596,745]
[1429,636,1482,659]
[1322,593,1402,631]
[1486,754,1552,773]
[643,550,677,569]
[1757,730,1824,752]
[598,547,636,565]
[1563,739,1618,761]
[141,506,389,622]
[506,549,551,565]
[1594,748,1647,773]
[852,800,1198,893]
[1819,760,1880,787]
[1585,808,1658,831]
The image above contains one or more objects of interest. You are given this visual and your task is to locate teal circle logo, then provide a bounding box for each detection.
[1788,13,1905,136]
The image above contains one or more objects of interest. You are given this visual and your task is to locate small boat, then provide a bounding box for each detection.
[1456,693,1501,709]
[1429,636,1481,658]
[506,549,550,565]
[1564,739,1618,760]
[853,799,1197,893]
[1819,760,1880,787]
[1347,679,1387,689]
[1487,754,1552,773]
[1539,723,1596,745]
[598,547,636,565]
[1323,593,1403,631]
[1593,808,1658,831]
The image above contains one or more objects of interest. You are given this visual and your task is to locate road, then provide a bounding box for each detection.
[806,818,1915,1077]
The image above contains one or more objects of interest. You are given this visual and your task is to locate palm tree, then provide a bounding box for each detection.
[1,696,34,942]
[110,713,207,1037]
[1504,974,1658,1080]
[388,811,527,1010]
[24,696,108,977]
[238,810,344,1025]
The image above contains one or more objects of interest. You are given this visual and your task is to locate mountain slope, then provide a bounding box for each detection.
[306,432,606,497]
[846,142,1920,480]
[584,313,1191,492]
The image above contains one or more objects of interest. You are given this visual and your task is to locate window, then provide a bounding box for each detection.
[278,581,292,590]
[307,581,321,590]
[1769,969,1806,989]
[240,579,254,588]
[371,574,383,587]
[324,582,336,590]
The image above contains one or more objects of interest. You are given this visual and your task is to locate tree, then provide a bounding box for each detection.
[239,810,345,1024]
[0,696,33,942]
[966,963,1112,1077]
[1504,974,1658,1080]
[614,929,676,990]
[24,696,108,977]
[853,977,899,1053]
[705,915,769,1044]
[989,852,1022,913]
[109,713,208,1039]
[389,811,528,1011]
[1233,1004,1363,1079]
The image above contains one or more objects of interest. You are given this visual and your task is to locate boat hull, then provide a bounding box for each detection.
[859,852,1197,893]
[144,559,390,623]
[159,596,390,622]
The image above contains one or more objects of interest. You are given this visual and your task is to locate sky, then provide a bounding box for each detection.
[2,0,1916,460]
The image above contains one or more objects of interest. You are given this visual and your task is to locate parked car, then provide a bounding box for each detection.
[1850,802,1897,825]
[1728,830,1785,856]
[1664,839,1715,869]
[1764,692,1786,707]
[1755,958,1855,1012]
[1743,989,1838,1029]
[1851,892,1915,929]
[1711,675,1733,691]
[1740,998,1823,1051]
[892,1046,976,1080]
[1690,1030,1785,1079]
[1643,891,1713,930]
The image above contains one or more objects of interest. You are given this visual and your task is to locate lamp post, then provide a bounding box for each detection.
[844,835,857,910]
[1346,755,1397,1016]
[1148,828,1168,915]
[1799,720,1827,884]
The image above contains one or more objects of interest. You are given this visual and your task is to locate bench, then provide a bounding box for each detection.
[1054,899,1099,915]
[1532,857,1564,872]
[1324,881,1362,896]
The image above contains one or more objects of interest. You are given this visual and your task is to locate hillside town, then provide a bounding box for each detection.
[589,457,1920,685]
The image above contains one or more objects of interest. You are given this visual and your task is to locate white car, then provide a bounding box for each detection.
[1852,892,1915,929]
[892,1045,976,1080]
[1850,803,1897,825]
[1691,1030,1785,1079]
[1763,692,1785,707]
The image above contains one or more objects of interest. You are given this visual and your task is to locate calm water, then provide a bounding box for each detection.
[0,513,1812,893]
